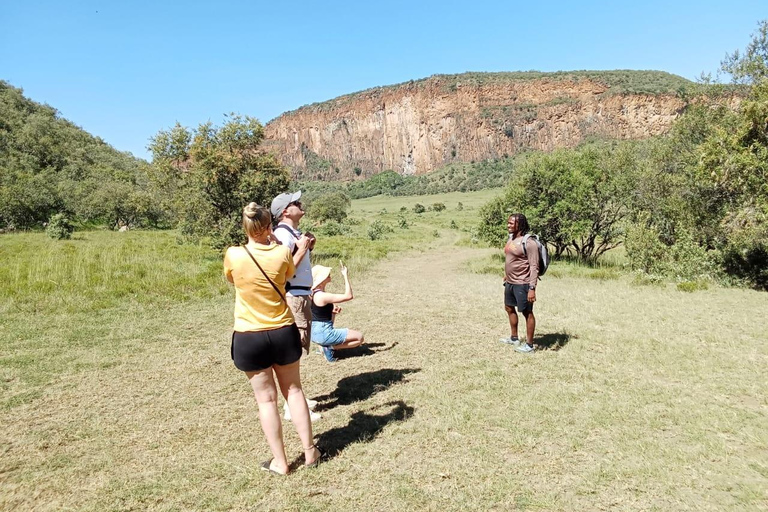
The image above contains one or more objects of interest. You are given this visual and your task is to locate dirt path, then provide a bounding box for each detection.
[344,236,499,351]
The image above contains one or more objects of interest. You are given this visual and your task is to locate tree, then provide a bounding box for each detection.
[308,191,351,223]
[149,114,290,249]
[478,142,638,260]
[621,22,768,288]
[721,20,768,84]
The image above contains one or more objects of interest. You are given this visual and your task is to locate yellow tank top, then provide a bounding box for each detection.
[223,244,296,332]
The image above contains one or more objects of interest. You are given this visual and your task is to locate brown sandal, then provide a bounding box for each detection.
[260,459,287,476]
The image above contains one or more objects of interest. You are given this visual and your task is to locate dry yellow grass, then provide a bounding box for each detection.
[1,226,767,511]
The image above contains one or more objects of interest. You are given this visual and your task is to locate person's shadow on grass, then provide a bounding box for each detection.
[316,400,415,458]
[313,368,420,412]
[535,331,573,351]
[335,341,399,360]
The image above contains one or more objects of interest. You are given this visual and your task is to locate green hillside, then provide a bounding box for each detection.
[0,81,160,230]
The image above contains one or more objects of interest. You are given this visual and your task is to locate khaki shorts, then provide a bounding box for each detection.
[286,294,312,353]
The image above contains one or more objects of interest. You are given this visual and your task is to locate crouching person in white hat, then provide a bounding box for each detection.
[310,263,365,362]
[270,190,320,422]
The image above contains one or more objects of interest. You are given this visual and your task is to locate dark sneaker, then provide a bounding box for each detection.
[499,336,520,346]
[514,343,534,354]
[321,346,337,362]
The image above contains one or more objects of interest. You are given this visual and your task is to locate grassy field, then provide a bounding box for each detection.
[1,190,767,511]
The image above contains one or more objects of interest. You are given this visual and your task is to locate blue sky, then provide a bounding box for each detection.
[1,1,764,160]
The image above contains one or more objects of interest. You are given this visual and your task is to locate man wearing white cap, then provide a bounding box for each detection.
[270,190,320,422]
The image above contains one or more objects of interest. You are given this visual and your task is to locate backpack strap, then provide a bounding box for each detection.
[274,223,300,256]
[274,223,298,239]
[521,234,531,256]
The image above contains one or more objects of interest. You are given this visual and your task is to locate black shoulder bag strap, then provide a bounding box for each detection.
[242,246,287,304]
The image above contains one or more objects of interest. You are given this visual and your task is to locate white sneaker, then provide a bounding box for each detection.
[306,398,318,411]
[283,402,322,422]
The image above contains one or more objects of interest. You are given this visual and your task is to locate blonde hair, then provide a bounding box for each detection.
[242,203,272,239]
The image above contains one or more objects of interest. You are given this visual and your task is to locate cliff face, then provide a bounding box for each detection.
[264,73,688,180]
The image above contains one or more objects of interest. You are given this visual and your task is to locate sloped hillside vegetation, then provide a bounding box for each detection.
[0,81,163,230]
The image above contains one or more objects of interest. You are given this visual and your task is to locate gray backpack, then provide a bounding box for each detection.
[521,234,549,277]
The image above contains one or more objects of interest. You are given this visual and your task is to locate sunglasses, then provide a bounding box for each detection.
[289,201,303,208]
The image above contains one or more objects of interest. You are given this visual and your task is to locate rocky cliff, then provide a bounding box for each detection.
[263,71,691,179]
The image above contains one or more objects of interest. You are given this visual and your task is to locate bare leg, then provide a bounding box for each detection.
[272,361,321,465]
[505,306,519,338]
[246,368,288,474]
[333,329,365,350]
[523,310,536,345]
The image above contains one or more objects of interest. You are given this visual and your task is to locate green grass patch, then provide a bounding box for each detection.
[0,230,229,315]
[677,280,710,292]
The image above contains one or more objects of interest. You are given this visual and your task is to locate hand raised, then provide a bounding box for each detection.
[304,232,316,250]
[296,235,311,251]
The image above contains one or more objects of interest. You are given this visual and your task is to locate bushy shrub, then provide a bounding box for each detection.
[476,196,509,247]
[719,205,768,290]
[316,220,350,237]
[46,213,74,240]
[677,281,709,292]
[432,202,446,212]
[398,217,409,229]
[308,191,351,223]
[665,232,719,282]
[626,221,718,282]
[413,203,425,214]
[624,220,668,275]
[367,220,394,240]
[344,216,362,226]
[449,220,458,229]
[456,202,463,211]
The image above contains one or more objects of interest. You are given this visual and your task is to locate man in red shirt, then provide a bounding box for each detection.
[500,213,539,353]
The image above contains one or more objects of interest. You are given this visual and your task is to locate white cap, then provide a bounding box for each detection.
[270,190,302,219]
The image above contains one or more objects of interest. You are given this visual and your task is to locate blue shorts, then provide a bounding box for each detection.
[311,320,348,347]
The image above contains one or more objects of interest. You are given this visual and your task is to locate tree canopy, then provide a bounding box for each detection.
[149,115,290,249]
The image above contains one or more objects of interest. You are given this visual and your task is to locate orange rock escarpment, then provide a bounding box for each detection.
[263,72,688,180]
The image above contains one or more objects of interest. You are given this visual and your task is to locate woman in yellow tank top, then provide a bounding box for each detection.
[224,203,326,474]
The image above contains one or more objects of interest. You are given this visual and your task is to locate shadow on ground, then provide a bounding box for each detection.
[335,342,399,360]
[535,331,573,351]
[316,400,415,457]
[313,368,420,412]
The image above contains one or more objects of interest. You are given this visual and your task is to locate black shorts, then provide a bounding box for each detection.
[231,323,302,372]
[504,283,533,313]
